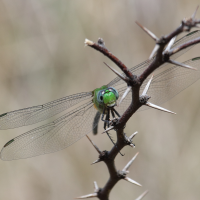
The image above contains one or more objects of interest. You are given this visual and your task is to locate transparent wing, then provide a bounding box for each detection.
[116,57,200,115]
[0,92,92,130]
[0,99,99,160]
[108,30,200,88]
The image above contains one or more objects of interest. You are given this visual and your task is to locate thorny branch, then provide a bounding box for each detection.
[79,7,200,200]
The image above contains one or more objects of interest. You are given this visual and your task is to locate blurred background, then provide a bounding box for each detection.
[0,0,200,199]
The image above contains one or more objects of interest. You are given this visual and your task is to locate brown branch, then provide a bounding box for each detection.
[168,36,200,56]
[139,13,200,84]
[86,131,139,200]
[83,7,200,200]
[85,38,136,81]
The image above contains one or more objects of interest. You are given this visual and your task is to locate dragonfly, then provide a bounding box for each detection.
[0,30,200,161]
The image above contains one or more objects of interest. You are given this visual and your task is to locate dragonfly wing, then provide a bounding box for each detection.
[116,57,200,114]
[0,92,92,130]
[145,57,200,106]
[108,30,200,88]
[1,31,198,130]
[0,100,98,160]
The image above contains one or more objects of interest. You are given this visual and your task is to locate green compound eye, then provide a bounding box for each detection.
[97,90,105,104]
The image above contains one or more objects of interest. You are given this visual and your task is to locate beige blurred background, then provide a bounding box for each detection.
[0,0,200,200]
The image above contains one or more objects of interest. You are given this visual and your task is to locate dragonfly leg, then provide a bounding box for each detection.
[101,107,106,122]
[111,109,115,119]
[103,110,108,130]
[105,108,124,156]
[104,109,115,144]
[112,108,121,118]
[107,108,110,127]
[101,107,111,128]
[105,130,124,156]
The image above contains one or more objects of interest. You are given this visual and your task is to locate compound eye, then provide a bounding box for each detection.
[97,90,105,104]
[107,87,119,100]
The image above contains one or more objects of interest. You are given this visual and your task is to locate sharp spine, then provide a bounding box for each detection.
[118,86,131,106]
[145,102,176,114]
[168,60,197,70]
[142,75,154,96]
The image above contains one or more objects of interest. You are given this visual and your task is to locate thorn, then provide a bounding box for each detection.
[130,143,135,148]
[104,62,127,82]
[91,159,101,165]
[102,126,114,134]
[118,86,131,106]
[129,131,138,140]
[145,102,176,114]
[123,152,139,171]
[149,44,159,60]
[84,39,94,46]
[195,24,200,28]
[86,135,101,154]
[124,177,142,187]
[135,21,158,41]
[192,5,199,20]
[168,60,197,70]
[135,190,149,200]
[164,36,177,53]
[93,181,99,192]
[142,75,154,96]
[76,193,97,199]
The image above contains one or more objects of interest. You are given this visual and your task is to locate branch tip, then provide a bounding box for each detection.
[84,39,94,46]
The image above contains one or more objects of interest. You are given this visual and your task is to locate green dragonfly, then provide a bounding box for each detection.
[0,30,200,160]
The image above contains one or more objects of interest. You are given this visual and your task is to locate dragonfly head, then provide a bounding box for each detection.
[97,87,119,107]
